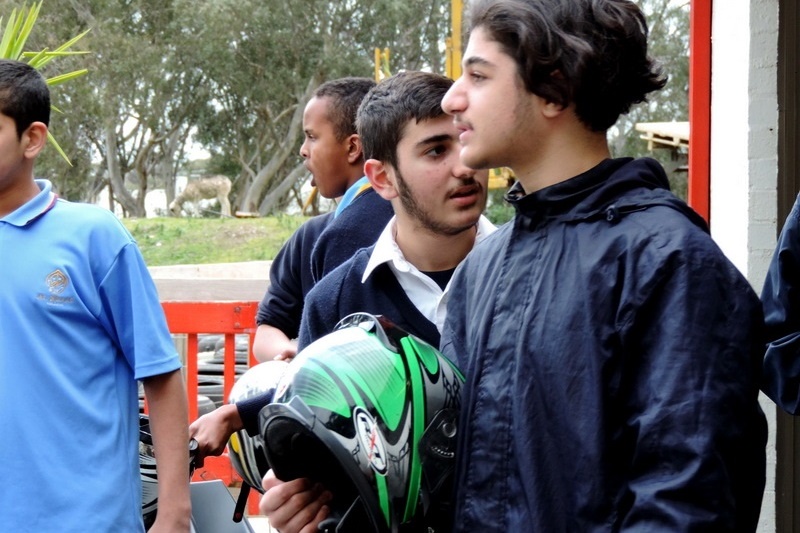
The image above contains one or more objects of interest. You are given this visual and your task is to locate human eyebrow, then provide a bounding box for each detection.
[464,56,494,69]
[415,133,453,150]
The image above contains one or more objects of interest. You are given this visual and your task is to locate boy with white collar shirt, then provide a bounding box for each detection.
[260,70,494,532]
[298,70,494,349]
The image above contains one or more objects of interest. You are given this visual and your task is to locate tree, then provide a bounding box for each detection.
[8,0,689,213]
[187,0,452,215]
[609,0,690,197]
[16,0,453,214]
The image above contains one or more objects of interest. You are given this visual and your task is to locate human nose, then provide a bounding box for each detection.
[442,77,465,116]
[299,139,309,159]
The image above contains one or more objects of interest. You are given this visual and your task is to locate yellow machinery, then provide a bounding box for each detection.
[445,0,463,81]
[375,48,391,82]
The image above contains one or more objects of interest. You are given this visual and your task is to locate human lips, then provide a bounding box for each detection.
[453,120,472,143]
[449,183,481,206]
[304,161,316,186]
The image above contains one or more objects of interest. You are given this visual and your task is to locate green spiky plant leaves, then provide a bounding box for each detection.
[0,1,89,164]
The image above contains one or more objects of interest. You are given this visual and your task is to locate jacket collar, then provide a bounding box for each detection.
[505,158,698,231]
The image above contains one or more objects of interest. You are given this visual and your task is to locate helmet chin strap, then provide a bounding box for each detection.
[232,482,251,523]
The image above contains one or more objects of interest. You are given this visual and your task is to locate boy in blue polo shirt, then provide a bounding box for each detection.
[0,59,191,532]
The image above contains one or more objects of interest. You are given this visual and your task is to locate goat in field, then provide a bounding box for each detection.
[169,175,232,217]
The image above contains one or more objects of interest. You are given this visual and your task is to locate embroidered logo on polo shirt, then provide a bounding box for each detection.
[36,269,75,305]
[46,269,68,294]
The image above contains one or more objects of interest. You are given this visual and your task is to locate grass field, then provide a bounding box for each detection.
[122,190,518,267]
[123,215,308,266]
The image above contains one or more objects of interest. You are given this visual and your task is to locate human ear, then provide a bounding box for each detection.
[542,70,568,117]
[22,122,48,159]
[364,159,398,200]
[346,134,363,164]
[541,100,566,118]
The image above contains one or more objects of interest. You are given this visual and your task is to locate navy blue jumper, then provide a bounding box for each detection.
[298,246,440,351]
[256,186,392,339]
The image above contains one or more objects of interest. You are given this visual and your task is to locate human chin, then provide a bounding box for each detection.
[459,145,493,172]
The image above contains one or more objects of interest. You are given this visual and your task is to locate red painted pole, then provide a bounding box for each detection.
[688,0,712,224]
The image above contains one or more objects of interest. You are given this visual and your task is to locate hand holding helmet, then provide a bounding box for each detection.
[259,313,464,533]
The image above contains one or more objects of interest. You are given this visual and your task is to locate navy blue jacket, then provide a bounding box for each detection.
[442,158,767,532]
[762,192,800,413]
[256,212,334,338]
[298,246,440,350]
[310,187,394,283]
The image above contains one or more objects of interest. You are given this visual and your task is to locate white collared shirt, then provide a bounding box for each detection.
[361,215,496,333]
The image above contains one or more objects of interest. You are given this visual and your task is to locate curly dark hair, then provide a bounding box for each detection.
[314,77,376,142]
[469,0,667,131]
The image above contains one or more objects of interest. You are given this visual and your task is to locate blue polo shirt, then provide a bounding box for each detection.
[0,180,181,531]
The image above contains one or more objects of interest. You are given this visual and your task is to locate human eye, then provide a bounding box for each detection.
[425,145,447,158]
[468,70,487,83]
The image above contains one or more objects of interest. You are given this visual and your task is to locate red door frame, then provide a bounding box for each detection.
[689,0,712,223]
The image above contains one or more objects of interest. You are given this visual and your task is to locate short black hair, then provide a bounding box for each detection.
[314,77,376,142]
[469,0,667,131]
[0,59,50,138]
[356,71,453,169]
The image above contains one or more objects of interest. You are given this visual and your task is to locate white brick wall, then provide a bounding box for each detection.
[710,0,779,530]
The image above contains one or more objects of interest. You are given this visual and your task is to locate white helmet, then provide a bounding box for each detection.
[227,361,289,491]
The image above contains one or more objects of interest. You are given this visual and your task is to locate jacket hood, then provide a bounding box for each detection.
[506,157,708,233]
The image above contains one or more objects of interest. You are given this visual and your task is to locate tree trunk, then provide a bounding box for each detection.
[105,124,142,216]
[258,162,308,214]
[239,74,321,212]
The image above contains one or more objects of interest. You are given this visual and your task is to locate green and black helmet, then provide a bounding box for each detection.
[259,313,464,533]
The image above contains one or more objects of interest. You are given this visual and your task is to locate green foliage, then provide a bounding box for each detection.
[609,0,689,199]
[6,0,690,209]
[485,189,515,226]
[0,1,89,164]
[124,215,309,266]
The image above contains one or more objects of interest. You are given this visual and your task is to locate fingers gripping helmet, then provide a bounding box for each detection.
[139,414,197,531]
[227,360,289,491]
[259,313,464,533]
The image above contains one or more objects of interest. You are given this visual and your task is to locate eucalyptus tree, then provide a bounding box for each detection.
[609,0,690,192]
[186,0,452,215]
[13,0,684,214]
[76,0,213,216]
[15,0,215,214]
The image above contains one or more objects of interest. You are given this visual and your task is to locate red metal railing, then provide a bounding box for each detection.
[161,300,261,515]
